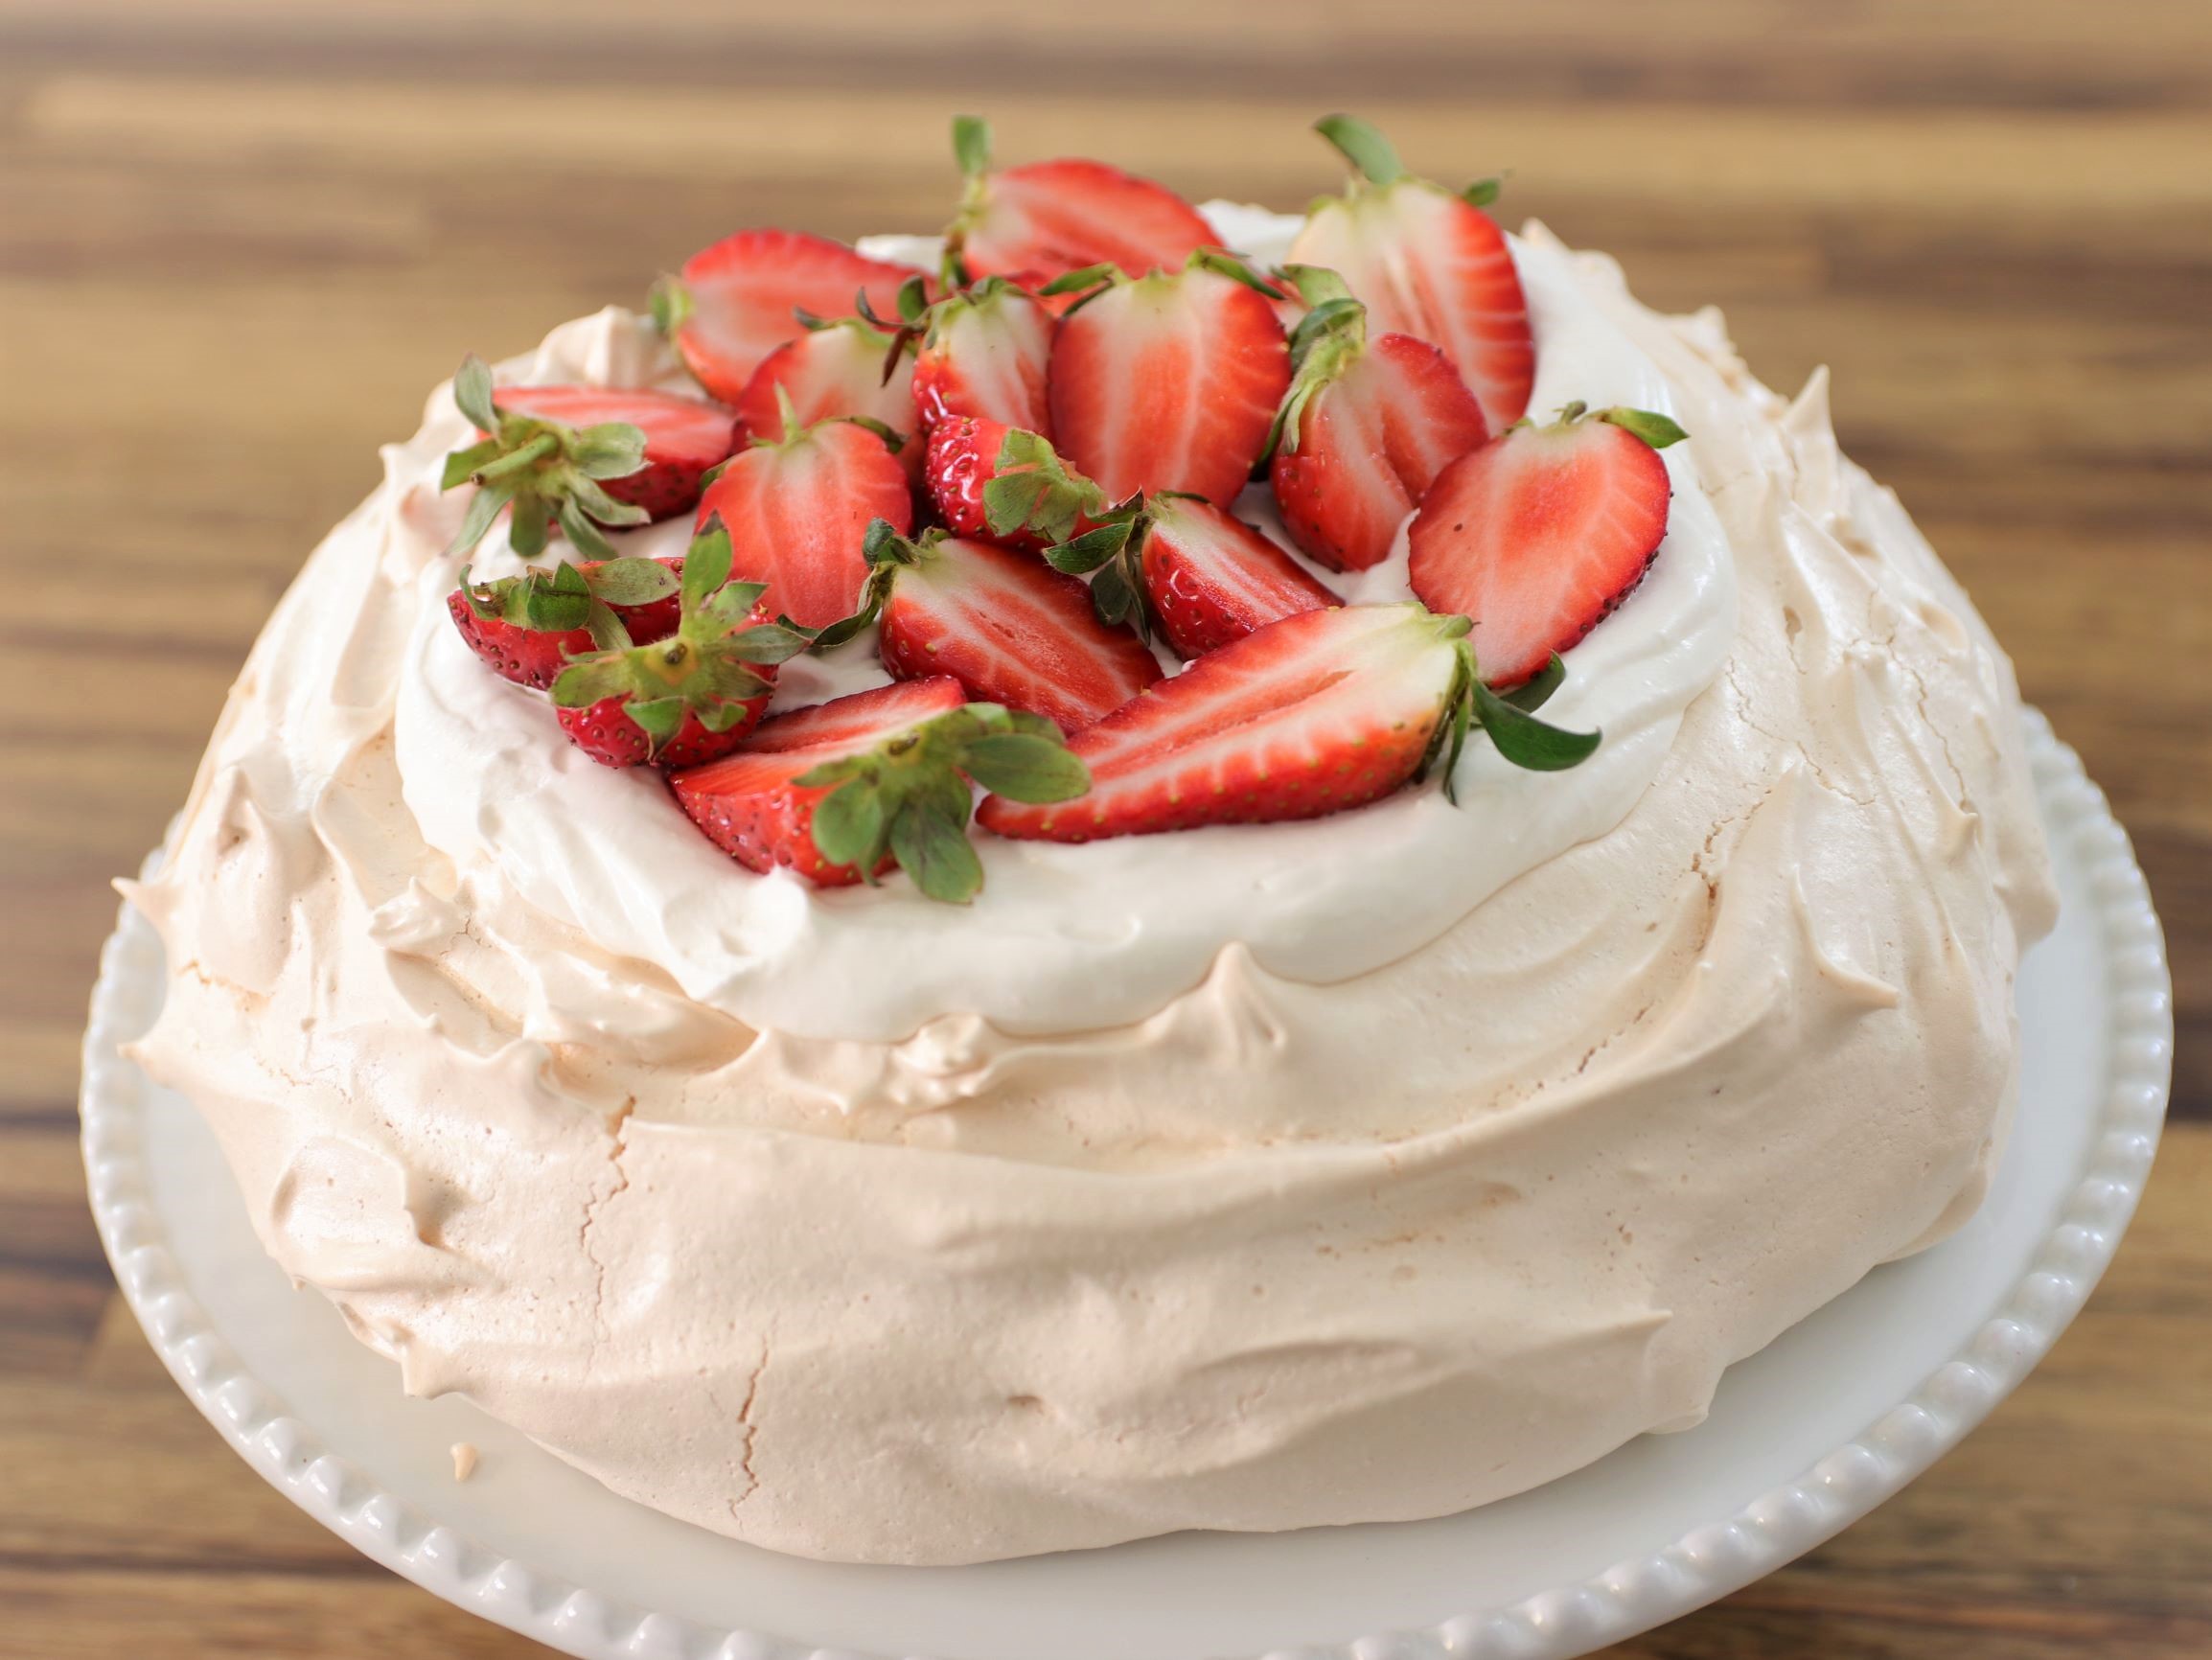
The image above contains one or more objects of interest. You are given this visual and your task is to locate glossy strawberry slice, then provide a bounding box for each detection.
[670,677,967,883]
[490,385,739,519]
[669,680,1089,902]
[733,317,920,462]
[1138,496,1338,658]
[924,416,1102,554]
[1406,403,1683,687]
[1046,253,1290,507]
[864,527,1162,733]
[1288,115,1533,433]
[695,409,912,631]
[945,116,1217,286]
[979,604,1464,841]
[913,276,1057,435]
[652,228,927,403]
[1267,273,1489,572]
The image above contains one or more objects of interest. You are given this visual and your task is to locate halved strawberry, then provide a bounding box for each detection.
[912,276,1056,435]
[850,523,1163,733]
[694,402,913,631]
[1265,269,1490,572]
[1042,493,1335,658]
[1046,252,1290,507]
[733,315,920,463]
[651,229,928,403]
[923,416,1102,554]
[669,680,1088,902]
[549,519,810,768]
[1288,115,1533,433]
[441,357,725,560]
[447,555,683,688]
[979,601,1600,842]
[487,384,739,519]
[944,116,1217,288]
[1407,402,1685,688]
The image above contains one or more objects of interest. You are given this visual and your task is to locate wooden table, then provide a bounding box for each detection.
[3,3,2206,1654]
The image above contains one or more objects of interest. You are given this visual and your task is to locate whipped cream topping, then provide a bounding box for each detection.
[126,208,2058,1564]
[389,207,1735,1040]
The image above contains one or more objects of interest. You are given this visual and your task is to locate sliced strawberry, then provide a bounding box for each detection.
[1288,115,1533,433]
[652,229,928,403]
[669,681,1088,902]
[923,416,1102,554]
[1046,252,1290,507]
[447,555,684,688]
[1041,493,1334,658]
[695,407,912,631]
[488,385,738,519]
[733,316,920,465]
[912,277,1056,435]
[860,525,1162,733]
[979,600,1601,842]
[1406,403,1684,688]
[671,678,965,883]
[1267,272,1489,572]
[945,116,1217,287]
[549,519,810,767]
[1139,496,1338,658]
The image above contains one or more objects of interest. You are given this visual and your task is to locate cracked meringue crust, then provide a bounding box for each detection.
[123,210,2057,1564]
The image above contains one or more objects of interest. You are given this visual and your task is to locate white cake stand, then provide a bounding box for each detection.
[80,708,2172,1660]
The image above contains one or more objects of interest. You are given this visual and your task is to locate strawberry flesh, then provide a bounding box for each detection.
[958,159,1217,286]
[913,283,1056,436]
[734,322,920,460]
[979,604,1462,841]
[1140,496,1337,659]
[1406,419,1671,687]
[1048,265,1289,506]
[696,421,912,630]
[1272,332,1489,572]
[490,385,739,520]
[669,677,967,883]
[879,536,1161,733]
[1290,182,1533,434]
[664,229,927,403]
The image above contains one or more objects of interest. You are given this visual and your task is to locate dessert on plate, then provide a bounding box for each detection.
[124,115,2059,1565]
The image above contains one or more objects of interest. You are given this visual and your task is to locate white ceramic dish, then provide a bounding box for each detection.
[81,707,2170,1660]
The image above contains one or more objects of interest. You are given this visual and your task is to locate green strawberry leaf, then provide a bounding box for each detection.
[1313,113,1405,186]
[584,557,679,608]
[648,277,692,335]
[1471,679,1601,772]
[952,114,993,179]
[1045,519,1132,576]
[890,799,984,905]
[812,778,891,874]
[1502,652,1567,713]
[1597,407,1690,450]
[959,732,1091,803]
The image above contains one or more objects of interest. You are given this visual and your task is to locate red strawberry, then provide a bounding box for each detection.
[1046,252,1290,507]
[1041,493,1335,659]
[733,316,920,463]
[1288,115,1533,433]
[979,601,1600,842]
[1139,496,1339,658]
[858,524,1163,733]
[1266,271,1490,572]
[1407,403,1684,688]
[549,519,810,767]
[669,680,1088,902]
[447,555,685,688]
[912,276,1056,435]
[651,229,928,403]
[944,116,1217,287]
[923,416,1102,554]
[694,404,913,631]
[441,357,721,561]
[488,385,738,519]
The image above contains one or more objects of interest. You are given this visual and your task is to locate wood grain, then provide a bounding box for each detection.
[1,3,2205,1655]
